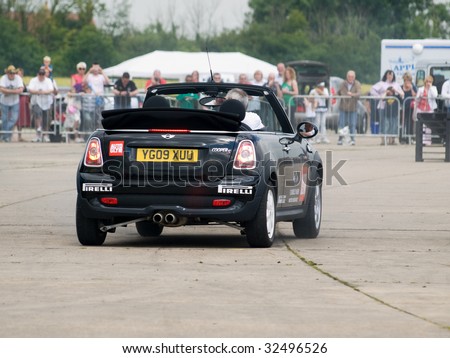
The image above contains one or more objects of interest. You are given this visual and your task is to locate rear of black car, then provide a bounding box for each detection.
[77,129,268,225]
[76,83,321,248]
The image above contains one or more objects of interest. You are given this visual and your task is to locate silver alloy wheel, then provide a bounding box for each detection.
[314,184,322,229]
[266,189,276,237]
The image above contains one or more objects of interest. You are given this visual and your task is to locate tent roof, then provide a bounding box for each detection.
[103,50,277,82]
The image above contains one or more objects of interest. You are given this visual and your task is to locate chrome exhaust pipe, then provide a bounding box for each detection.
[152,212,164,224]
[164,213,177,225]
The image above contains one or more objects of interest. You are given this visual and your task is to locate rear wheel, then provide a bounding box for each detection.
[293,183,322,238]
[136,220,163,237]
[246,186,276,248]
[76,201,106,246]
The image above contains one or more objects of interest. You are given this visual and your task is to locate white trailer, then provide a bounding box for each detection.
[381,39,450,89]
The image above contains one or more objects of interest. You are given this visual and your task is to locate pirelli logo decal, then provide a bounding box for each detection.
[218,185,253,195]
[82,183,113,192]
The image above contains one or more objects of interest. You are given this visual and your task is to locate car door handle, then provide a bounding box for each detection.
[282,145,291,153]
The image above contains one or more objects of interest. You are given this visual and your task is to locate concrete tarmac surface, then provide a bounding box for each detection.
[0,137,449,338]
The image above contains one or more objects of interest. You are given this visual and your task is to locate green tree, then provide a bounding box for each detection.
[1,0,450,82]
[246,0,450,82]
[0,16,44,75]
[55,24,115,75]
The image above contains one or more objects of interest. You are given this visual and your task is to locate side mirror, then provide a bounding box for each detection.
[297,121,318,139]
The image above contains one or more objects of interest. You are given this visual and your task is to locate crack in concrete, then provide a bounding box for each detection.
[283,240,450,332]
[0,189,75,210]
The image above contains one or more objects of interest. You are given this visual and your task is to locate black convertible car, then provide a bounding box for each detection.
[76,82,323,247]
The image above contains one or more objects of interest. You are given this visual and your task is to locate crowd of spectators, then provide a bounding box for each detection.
[1,57,449,144]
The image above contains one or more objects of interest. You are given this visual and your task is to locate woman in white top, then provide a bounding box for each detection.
[415,75,438,114]
[370,70,404,144]
[309,82,330,143]
[415,75,438,146]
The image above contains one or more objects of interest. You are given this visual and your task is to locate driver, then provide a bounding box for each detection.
[225,88,265,130]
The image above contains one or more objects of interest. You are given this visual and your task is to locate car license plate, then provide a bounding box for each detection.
[136,148,199,162]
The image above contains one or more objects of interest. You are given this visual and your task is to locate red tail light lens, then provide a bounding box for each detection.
[100,197,118,205]
[233,140,256,169]
[84,137,103,167]
[212,199,231,207]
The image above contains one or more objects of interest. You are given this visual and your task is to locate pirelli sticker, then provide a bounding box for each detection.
[218,185,253,195]
[82,183,113,192]
[109,141,124,156]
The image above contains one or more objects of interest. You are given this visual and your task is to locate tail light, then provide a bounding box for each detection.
[212,199,231,207]
[84,137,103,167]
[100,197,118,205]
[148,129,191,133]
[233,140,256,169]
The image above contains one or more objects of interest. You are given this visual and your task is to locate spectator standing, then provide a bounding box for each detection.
[71,62,87,93]
[16,67,30,142]
[275,62,285,85]
[303,96,317,138]
[28,68,55,142]
[281,66,299,122]
[210,72,223,83]
[84,62,110,128]
[337,70,362,146]
[84,62,110,97]
[43,67,58,95]
[80,82,97,133]
[416,75,438,146]
[382,86,403,145]
[191,70,200,82]
[64,92,83,143]
[370,70,404,145]
[440,77,450,113]
[0,65,24,142]
[145,69,167,90]
[264,72,282,99]
[248,70,264,114]
[309,82,330,143]
[176,74,199,109]
[400,72,417,144]
[68,62,86,136]
[252,70,265,86]
[238,73,251,84]
[113,72,138,109]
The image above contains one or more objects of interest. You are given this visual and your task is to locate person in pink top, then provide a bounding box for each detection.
[71,62,87,93]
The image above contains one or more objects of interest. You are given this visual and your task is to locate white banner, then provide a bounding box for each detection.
[0,338,449,358]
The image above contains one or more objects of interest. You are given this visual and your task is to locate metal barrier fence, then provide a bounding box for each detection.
[0,92,447,144]
[286,94,411,141]
[0,92,145,143]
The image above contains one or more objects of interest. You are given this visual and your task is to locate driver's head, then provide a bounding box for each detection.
[225,88,248,108]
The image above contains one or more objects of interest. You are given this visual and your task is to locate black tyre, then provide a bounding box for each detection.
[136,220,163,237]
[293,183,322,238]
[246,186,276,248]
[76,201,106,246]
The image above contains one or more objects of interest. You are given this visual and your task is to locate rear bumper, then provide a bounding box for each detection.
[77,175,266,223]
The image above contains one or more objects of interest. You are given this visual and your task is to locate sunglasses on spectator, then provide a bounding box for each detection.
[78,67,86,70]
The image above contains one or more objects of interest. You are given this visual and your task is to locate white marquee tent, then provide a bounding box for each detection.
[103,50,277,82]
